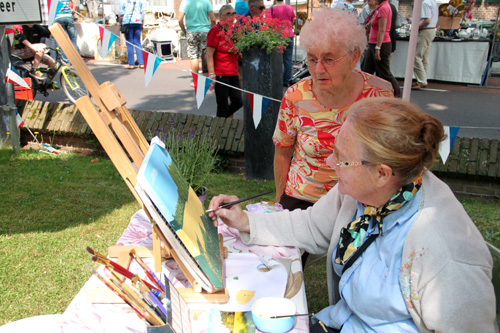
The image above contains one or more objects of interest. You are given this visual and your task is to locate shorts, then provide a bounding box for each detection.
[186,32,208,59]
[12,43,53,66]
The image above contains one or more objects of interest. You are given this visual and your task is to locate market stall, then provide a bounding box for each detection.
[392,38,490,84]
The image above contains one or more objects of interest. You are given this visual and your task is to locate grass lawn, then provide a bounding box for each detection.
[1,147,499,325]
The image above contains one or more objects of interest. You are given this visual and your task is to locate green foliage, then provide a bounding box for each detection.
[0,147,139,325]
[1,147,499,327]
[156,117,219,195]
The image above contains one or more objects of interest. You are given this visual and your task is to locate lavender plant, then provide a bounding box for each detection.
[156,116,219,195]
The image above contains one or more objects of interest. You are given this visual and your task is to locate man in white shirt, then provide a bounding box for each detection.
[412,0,438,90]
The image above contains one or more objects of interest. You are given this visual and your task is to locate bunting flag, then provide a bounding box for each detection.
[246,92,270,129]
[143,51,163,87]
[98,26,117,59]
[47,0,63,25]
[5,63,30,89]
[439,126,460,163]
[192,73,212,109]
[15,110,24,128]
[5,25,15,47]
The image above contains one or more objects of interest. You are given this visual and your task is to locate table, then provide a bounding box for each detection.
[391,38,490,84]
[58,204,309,332]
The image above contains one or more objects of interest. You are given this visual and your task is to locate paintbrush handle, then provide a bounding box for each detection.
[206,190,273,213]
[271,313,311,319]
[130,250,166,291]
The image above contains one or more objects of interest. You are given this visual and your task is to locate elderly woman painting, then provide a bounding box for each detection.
[273,9,393,214]
[209,98,496,332]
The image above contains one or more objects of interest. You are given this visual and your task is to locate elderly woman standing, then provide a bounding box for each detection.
[362,0,401,96]
[274,9,393,213]
[209,98,496,332]
[119,0,145,69]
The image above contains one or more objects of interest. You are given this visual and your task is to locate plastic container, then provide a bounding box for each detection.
[251,297,296,333]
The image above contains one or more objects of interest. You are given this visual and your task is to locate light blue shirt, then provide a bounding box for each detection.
[235,0,249,15]
[315,191,421,332]
[179,0,213,33]
[119,0,145,25]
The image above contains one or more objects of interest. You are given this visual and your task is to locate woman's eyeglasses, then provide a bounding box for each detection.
[258,6,266,10]
[331,147,370,168]
[223,11,236,15]
[306,53,349,68]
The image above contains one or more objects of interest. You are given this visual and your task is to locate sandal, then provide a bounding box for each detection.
[124,65,136,69]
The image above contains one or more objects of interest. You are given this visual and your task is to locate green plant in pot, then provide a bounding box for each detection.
[155,117,218,202]
[218,12,293,54]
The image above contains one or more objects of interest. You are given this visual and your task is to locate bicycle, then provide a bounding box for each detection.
[10,46,89,104]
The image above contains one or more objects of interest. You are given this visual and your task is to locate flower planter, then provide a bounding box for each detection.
[242,48,283,180]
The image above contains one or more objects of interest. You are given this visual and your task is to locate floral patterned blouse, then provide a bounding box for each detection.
[273,70,393,202]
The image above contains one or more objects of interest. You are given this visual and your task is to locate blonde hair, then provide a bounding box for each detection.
[347,98,445,184]
[299,8,366,55]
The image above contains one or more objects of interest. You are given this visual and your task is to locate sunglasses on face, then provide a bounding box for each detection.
[223,12,236,15]
[257,5,266,10]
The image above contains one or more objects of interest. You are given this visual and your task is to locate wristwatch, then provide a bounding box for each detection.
[209,73,216,79]
[375,46,381,50]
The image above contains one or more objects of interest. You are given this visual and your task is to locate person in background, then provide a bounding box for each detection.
[178,0,216,84]
[244,0,265,17]
[273,9,392,211]
[235,0,249,15]
[362,0,401,97]
[269,0,296,87]
[54,0,79,64]
[207,5,243,118]
[412,0,439,90]
[359,0,372,24]
[272,9,393,266]
[332,0,358,16]
[119,0,145,69]
[12,25,59,89]
[208,97,497,333]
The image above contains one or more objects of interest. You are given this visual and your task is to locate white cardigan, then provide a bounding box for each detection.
[242,171,497,332]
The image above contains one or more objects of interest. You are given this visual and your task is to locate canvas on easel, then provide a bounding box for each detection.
[136,143,224,293]
[48,23,227,299]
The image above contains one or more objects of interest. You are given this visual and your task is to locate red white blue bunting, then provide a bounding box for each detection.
[246,93,270,129]
[98,26,118,60]
[5,63,30,89]
[143,51,163,87]
[47,0,64,26]
[439,126,460,163]
[192,73,213,109]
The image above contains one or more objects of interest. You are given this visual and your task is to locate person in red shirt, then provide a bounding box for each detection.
[207,4,243,118]
[362,0,401,97]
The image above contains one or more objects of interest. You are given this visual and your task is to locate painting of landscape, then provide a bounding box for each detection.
[137,143,224,291]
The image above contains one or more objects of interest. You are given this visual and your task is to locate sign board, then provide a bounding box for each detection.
[0,0,42,25]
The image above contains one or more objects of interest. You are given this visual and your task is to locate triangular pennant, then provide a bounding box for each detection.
[143,51,162,87]
[247,93,269,129]
[246,92,254,111]
[48,0,64,26]
[98,27,117,59]
[439,126,460,163]
[193,74,211,109]
[15,110,24,128]
[5,25,15,47]
[5,63,30,88]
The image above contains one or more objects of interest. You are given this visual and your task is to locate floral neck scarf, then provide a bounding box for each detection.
[334,174,423,268]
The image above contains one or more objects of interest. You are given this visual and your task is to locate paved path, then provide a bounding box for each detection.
[38,58,500,140]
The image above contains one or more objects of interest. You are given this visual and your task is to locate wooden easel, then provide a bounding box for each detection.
[49,23,227,302]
